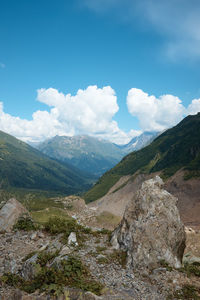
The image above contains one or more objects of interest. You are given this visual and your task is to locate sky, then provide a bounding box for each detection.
[0,0,200,144]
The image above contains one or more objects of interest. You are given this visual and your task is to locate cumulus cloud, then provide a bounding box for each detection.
[82,0,200,59]
[37,86,119,135]
[0,86,137,144]
[1,85,200,145]
[188,99,200,115]
[127,88,200,132]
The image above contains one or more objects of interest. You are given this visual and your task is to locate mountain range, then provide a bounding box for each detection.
[0,131,93,195]
[36,132,158,176]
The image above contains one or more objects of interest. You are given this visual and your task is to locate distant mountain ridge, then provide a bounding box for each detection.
[37,135,124,177]
[116,131,159,153]
[37,132,159,176]
[84,113,200,203]
[0,130,92,195]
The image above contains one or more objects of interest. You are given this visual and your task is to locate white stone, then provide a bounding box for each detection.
[68,232,78,246]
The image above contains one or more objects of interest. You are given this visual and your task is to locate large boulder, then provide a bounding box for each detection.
[111,176,186,270]
[0,198,28,232]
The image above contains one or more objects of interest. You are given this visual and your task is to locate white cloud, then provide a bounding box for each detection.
[82,0,200,60]
[1,85,200,145]
[0,86,135,144]
[0,102,65,143]
[188,99,200,115]
[127,88,200,132]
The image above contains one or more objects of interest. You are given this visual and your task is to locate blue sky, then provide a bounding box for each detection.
[0,0,200,144]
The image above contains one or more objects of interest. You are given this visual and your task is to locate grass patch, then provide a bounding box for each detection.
[31,207,70,224]
[96,211,121,228]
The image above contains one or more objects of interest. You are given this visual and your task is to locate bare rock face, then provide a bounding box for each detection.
[111,176,186,270]
[0,198,28,232]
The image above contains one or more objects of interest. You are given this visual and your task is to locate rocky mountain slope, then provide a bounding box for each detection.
[0,181,200,300]
[0,130,92,195]
[37,132,159,177]
[84,113,200,204]
[116,131,159,153]
[37,135,124,177]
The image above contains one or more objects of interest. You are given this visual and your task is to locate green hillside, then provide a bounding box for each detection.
[37,135,125,176]
[84,113,200,203]
[0,131,92,195]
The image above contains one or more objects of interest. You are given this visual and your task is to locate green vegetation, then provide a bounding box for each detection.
[36,250,59,267]
[13,215,38,231]
[44,216,79,236]
[84,113,200,203]
[31,207,69,224]
[159,259,173,272]
[96,211,121,228]
[1,255,103,296]
[0,130,92,195]
[43,216,111,246]
[180,262,200,277]
[168,284,200,300]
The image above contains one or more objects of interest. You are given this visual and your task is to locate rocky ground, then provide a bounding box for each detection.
[0,178,200,300]
[0,227,200,300]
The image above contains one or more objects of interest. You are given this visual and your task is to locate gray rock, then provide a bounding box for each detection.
[111,176,186,270]
[183,254,200,265]
[21,253,39,280]
[59,245,70,256]
[0,198,28,232]
[49,254,70,269]
[68,232,78,246]
[30,232,38,241]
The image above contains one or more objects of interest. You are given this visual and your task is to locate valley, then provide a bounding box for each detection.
[0,114,200,299]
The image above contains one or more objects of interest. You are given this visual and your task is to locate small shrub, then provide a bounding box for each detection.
[37,250,59,267]
[159,260,173,271]
[1,255,104,296]
[13,215,37,231]
[44,216,77,235]
[180,262,200,277]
